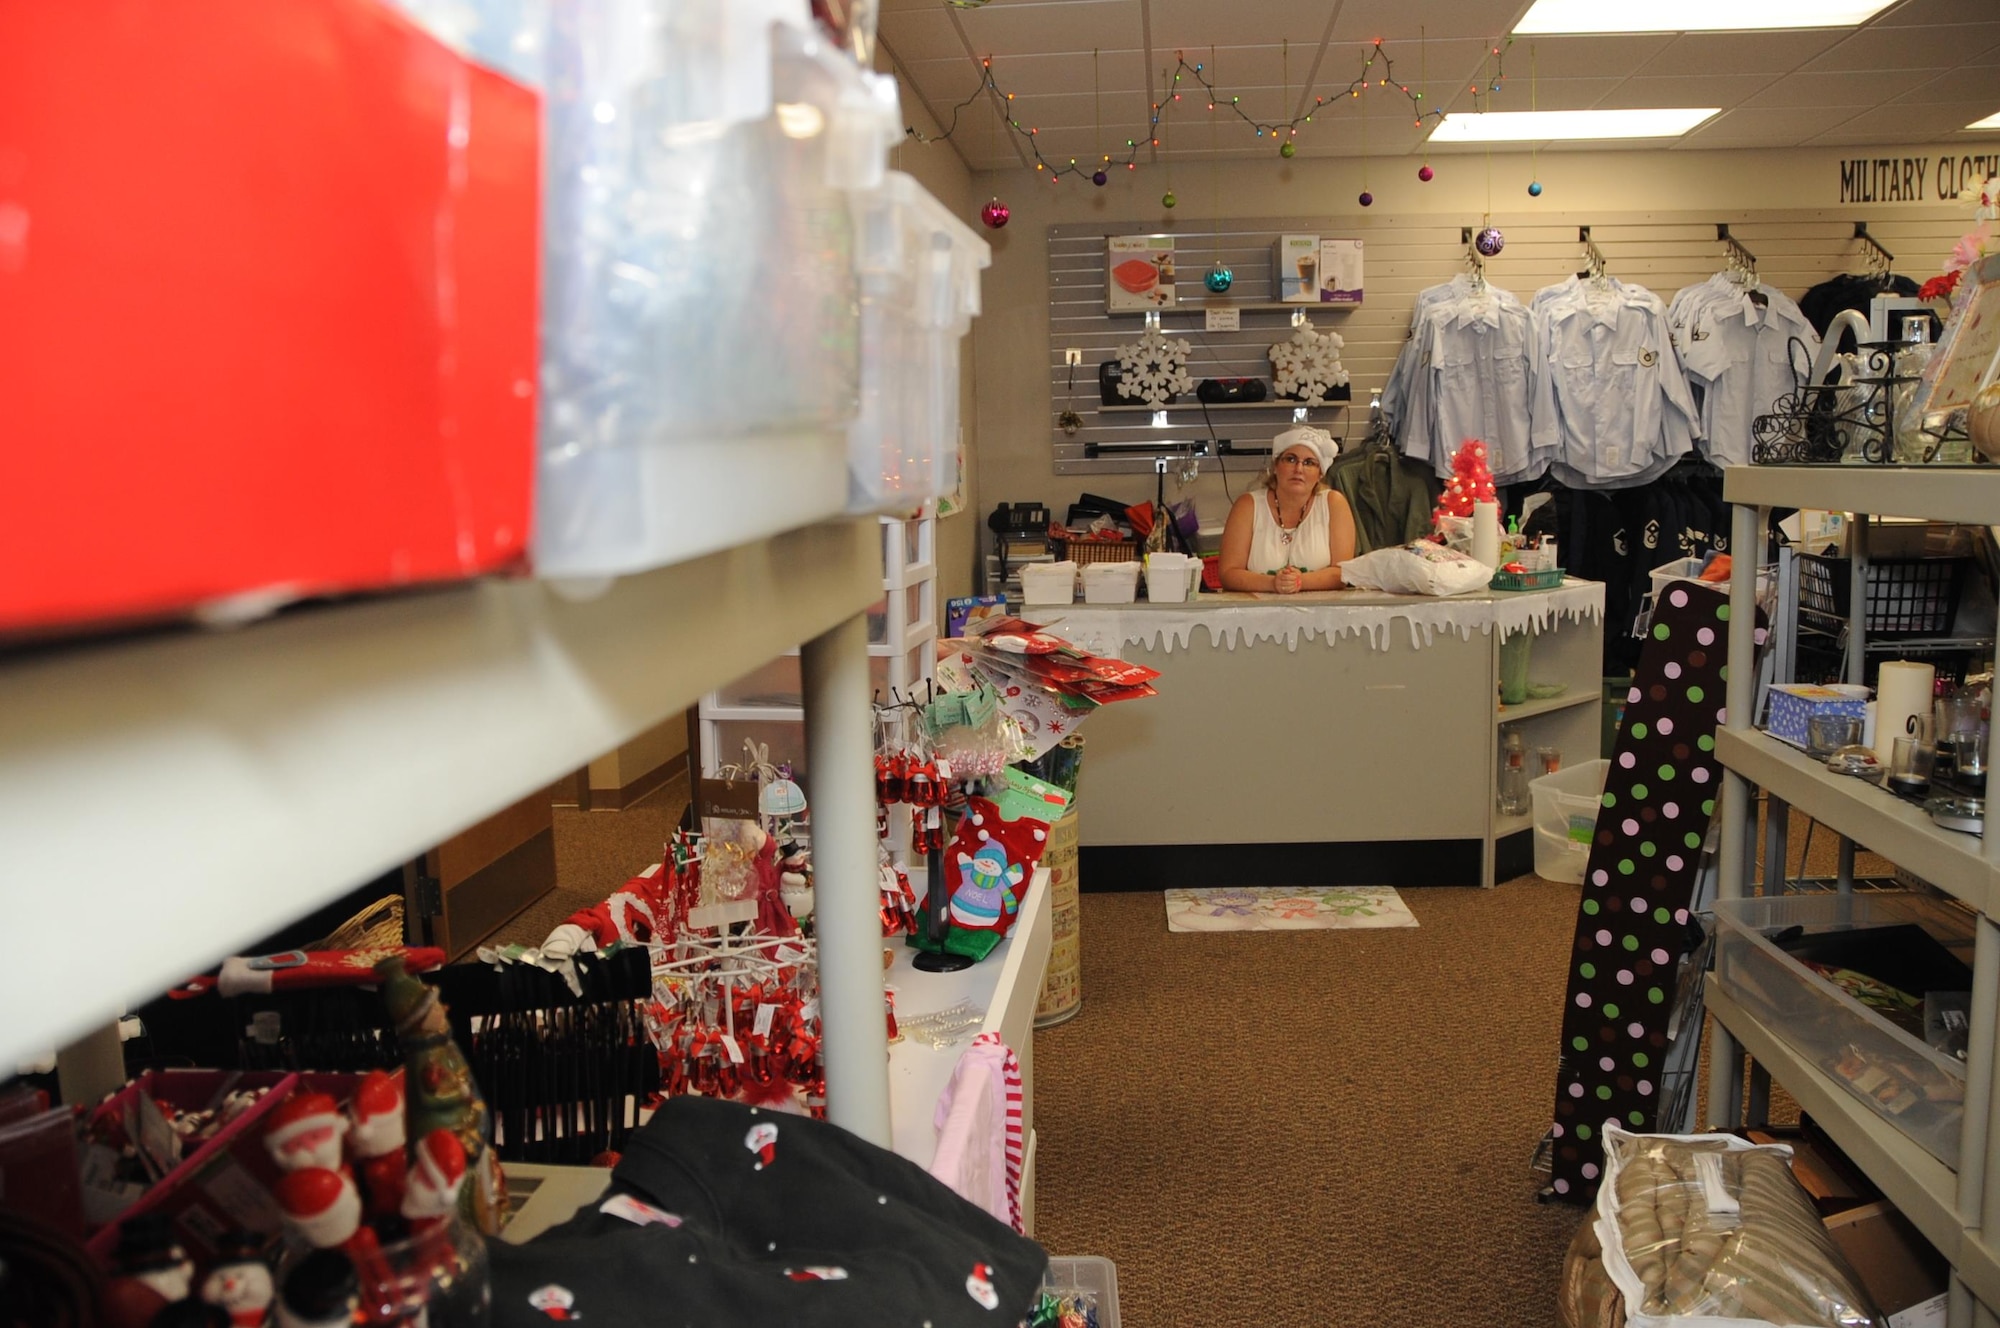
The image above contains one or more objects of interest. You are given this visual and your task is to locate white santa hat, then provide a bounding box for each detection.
[263,1093,347,1170]
[275,1168,361,1250]
[1271,425,1337,470]
[345,1071,404,1160]
[744,1120,779,1170]
[402,1129,468,1221]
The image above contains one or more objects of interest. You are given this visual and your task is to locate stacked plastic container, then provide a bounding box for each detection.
[846,172,992,513]
[524,0,906,580]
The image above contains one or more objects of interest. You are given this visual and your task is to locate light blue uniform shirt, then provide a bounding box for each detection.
[1667,274,1821,467]
[1536,277,1702,490]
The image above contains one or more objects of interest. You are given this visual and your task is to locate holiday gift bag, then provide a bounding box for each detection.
[911,771,1072,962]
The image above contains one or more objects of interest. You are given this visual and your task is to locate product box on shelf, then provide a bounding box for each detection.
[1766,684,1870,749]
[2,0,540,635]
[1712,893,1971,1169]
[1274,234,1319,302]
[1107,236,1176,311]
[1317,238,1364,305]
[1824,1201,1950,1325]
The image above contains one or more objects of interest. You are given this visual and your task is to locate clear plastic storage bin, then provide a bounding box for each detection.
[847,172,990,512]
[1041,1256,1119,1328]
[1081,562,1140,604]
[1020,562,1079,606]
[1711,892,1973,1169]
[532,6,902,579]
[1529,758,1608,884]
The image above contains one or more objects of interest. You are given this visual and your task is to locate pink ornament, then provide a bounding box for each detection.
[1418,164,1434,182]
[980,199,1010,230]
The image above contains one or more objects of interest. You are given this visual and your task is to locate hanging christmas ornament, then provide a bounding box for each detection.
[1204,262,1233,293]
[1092,170,1108,186]
[1474,225,1505,256]
[1161,190,1177,209]
[1358,191,1374,207]
[980,199,1010,229]
[1279,140,1296,159]
[1528,180,1543,197]
[1418,164,1434,182]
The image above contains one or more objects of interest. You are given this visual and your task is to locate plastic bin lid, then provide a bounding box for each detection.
[651,0,816,129]
[851,172,991,326]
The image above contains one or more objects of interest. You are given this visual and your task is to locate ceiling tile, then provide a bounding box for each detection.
[1804,23,2000,71]
[1634,30,1844,77]
[1870,0,2000,25]
[1592,73,1770,110]
[943,0,1145,58]
[1497,33,1676,79]
[1807,102,1995,139]
[1328,0,1527,43]
[898,50,1152,97]
[1438,76,1625,114]
[877,8,970,63]
[1146,0,1337,52]
[1893,63,2000,105]
[1744,69,1935,108]
[1674,106,1856,148]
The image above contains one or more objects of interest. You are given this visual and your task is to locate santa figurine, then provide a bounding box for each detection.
[262,1094,347,1174]
[274,1168,363,1252]
[102,1215,196,1328]
[402,1128,468,1229]
[345,1071,408,1219]
[198,1234,275,1328]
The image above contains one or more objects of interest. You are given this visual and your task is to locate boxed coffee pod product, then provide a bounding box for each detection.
[1318,237,1364,305]
[1274,234,1319,302]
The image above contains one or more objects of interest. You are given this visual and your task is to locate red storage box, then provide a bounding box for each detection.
[0,0,541,635]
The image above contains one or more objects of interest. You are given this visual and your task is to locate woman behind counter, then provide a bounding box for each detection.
[1218,425,1357,593]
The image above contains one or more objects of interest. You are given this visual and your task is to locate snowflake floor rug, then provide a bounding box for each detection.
[1164,887,1419,933]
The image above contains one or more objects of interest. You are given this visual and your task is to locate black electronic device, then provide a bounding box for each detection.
[987,502,1049,536]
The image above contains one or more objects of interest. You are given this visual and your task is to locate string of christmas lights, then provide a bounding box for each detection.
[906,38,1510,183]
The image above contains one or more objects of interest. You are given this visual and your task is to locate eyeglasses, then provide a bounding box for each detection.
[1275,453,1321,469]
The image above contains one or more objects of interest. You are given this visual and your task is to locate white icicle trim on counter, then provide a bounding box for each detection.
[1037,580,1604,656]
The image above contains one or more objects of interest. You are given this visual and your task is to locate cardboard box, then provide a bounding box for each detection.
[1318,237,1364,305]
[1766,684,1869,749]
[1824,1201,1949,1327]
[1107,235,1176,311]
[1274,234,1320,302]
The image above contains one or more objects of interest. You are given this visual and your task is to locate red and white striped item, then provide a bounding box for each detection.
[929,1032,1025,1233]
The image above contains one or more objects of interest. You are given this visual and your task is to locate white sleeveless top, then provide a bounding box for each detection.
[1248,489,1333,573]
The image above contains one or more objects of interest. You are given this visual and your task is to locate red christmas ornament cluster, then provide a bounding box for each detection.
[1432,439,1498,528]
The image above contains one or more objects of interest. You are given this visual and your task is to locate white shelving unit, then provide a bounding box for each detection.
[1486,597,1604,888]
[700,513,938,782]
[1709,466,2000,1328]
[0,520,887,1099]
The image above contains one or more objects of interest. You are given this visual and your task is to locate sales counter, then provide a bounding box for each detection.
[1036,581,1604,888]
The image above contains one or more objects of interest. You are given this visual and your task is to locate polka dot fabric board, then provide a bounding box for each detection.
[1545,580,1755,1202]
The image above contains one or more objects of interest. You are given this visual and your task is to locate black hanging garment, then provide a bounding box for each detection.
[490,1096,1048,1327]
[1796,272,1931,354]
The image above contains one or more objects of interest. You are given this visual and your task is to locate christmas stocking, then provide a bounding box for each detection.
[910,771,1071,962]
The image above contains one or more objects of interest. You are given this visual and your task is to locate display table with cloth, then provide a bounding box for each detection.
[1038,581,1605,888]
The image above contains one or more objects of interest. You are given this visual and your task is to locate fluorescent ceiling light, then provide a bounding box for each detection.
[1514,0,1895,32]
[1969,111,2000,131]
[1430,108,1720,143]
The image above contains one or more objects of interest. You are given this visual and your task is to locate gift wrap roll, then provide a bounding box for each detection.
[1034,809,1083,1028]
[1873,660,1936,765]
[1472,501,1501,570]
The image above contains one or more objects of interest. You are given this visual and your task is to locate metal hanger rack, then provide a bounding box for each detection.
[1717,223,1760,288]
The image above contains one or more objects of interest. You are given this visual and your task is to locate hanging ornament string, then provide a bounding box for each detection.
[905,40,1494,182]
[1416,27,1434,183]
[1277,39,1298,158]
[1205,47,1231,293]
[1161,65,1176,208]
[1357,71,1372,207]
[1527,43,1545,197]
[1091,49,1108,186]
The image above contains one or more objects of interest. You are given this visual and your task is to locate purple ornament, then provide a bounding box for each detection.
[1418,164,1434,182]
[980,199,1010,230]
[1358,191,1374,207]
[1092,170,1108,187]
[1474,226,1505,257]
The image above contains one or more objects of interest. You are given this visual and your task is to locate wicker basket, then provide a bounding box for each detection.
[307,894,406,951]
[1053,537,1140,566]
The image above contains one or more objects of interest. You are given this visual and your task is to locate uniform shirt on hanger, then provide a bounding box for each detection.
[1667,273,1820,468]
[1387,275,1553,485]
[1536,276,1702,490]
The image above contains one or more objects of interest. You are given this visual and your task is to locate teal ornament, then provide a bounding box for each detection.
[1528,180,1544,197]
[1204,263,1234,293]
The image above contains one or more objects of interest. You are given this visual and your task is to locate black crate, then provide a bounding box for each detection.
[1797,554,1967,639]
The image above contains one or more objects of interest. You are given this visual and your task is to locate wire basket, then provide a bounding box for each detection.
[1052,537,1140,566]
[1798,554,1967,639]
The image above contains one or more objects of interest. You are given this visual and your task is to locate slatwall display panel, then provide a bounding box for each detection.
[1049,208,1965,475]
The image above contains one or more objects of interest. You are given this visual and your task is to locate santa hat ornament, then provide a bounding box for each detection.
[263,1093,347,1173]
[965,1262,1000,1311]
[346,1072,404,1160]
[402,1128,469,1225]
[744,1119,779,1171]
[275,1168,363,1251]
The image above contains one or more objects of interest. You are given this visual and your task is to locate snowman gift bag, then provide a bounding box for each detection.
[910,769,1072,962]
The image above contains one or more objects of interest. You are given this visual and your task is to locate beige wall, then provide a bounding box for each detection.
[883,57,981,602]
[586,711,688,794]
[968,142,1973,528]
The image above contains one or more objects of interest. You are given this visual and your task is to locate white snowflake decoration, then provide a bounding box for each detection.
[1114,327,1194,407]
[1268,318,1350,406]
